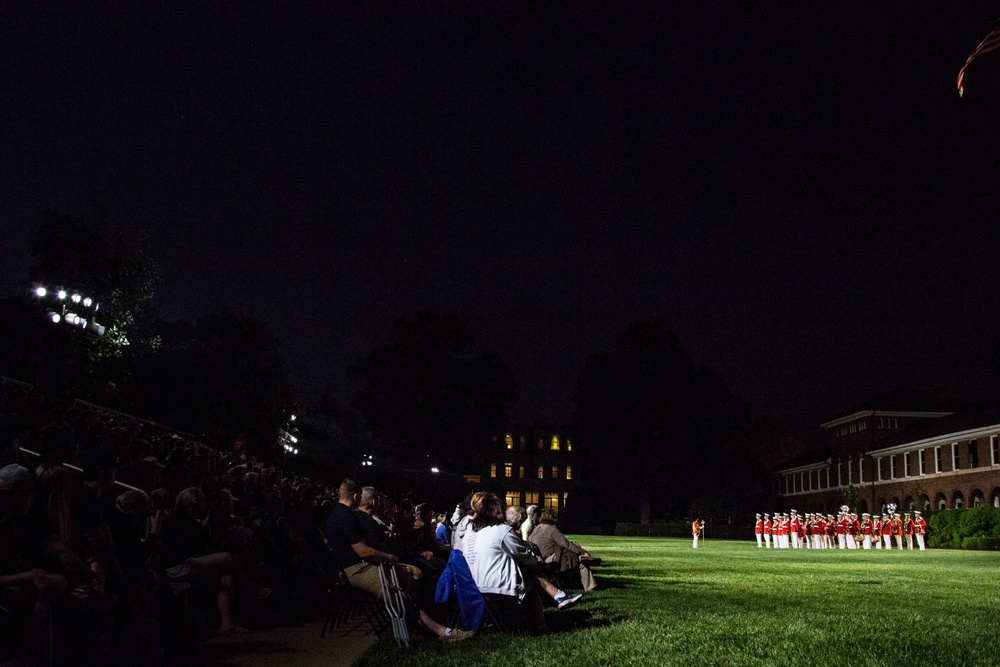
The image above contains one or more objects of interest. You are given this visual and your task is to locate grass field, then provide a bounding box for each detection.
[353,536,1000,667]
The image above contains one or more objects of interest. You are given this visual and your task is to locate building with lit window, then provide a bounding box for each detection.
[485,425,579,514]
[773,388,1000,513]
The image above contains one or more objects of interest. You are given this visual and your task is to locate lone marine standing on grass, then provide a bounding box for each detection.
[692,519,704,548]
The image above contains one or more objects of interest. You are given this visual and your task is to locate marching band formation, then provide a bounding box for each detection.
[754,504,927,551]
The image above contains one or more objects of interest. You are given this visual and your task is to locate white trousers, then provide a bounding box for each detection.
[863,535,872,549]
[883,535,892,549]
[756,533,763,548]
[916,534,925,550]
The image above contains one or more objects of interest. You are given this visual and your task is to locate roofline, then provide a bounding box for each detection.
[820,410,955,429]
[866,423,1000,457]
[778,458,833,474]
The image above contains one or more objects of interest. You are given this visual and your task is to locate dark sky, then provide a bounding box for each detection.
[5,2,1000,441]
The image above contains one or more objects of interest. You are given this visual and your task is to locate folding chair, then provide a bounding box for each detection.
[320,570,390,639]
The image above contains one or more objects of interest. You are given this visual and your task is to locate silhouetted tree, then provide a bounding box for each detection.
[0,206,161,400]
[574,321,751,526]
[133,310,295,456]
[347,314,518,469]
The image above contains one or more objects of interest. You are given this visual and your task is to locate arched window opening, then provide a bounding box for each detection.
[935,493,947,510]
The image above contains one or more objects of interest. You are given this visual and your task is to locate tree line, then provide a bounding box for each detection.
[0,206,803,526]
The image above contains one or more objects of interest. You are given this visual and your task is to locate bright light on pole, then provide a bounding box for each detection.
[33,286,105,337]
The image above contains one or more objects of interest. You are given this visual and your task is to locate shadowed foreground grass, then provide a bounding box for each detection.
[353,536,1000,667]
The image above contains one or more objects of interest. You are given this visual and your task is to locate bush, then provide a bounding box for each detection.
[960,536,1000,551]
[928,510,962,548]
[928,507,1000,549]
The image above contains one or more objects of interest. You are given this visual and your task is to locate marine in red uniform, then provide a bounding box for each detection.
[914,511,927,551]
[904,513,916,550]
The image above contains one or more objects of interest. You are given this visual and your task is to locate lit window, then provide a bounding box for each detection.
[551,436,560,451]
[505,434,514,450]
[505,491,521,507]
[490,463,497,478]
[504,462,512,478]
[551,466,558,479]
[563,492,568,507]
[565,466,573,480]
[543,492,559,511]
[537,466,544,479]
[525,492,538,505]
[567,439,573,452]
[518,465,525,478]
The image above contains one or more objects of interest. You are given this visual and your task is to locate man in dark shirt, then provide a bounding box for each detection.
[323,479,472,642]
[356,486,425,589]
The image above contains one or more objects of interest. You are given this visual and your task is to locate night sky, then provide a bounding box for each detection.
[5,3,1000,442]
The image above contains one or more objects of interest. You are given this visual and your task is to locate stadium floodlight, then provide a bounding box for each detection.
[33,285,106,337]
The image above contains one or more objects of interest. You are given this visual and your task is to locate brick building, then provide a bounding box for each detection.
[482,425,579,513]
[774,389,1000,513]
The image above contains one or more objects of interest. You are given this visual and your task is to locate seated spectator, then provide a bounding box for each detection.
[503,502,581,608]
[506,505,527,533]
[521,504,539,542]
[435,513,449,545]
[356,486,422,588]
[1,461,114,665]
[528,509,597,591]
[323,479,472,642]
[451,492,479,552]
[412,502,448,569]
[463,492,548,633]
[159,487,269,635]
[0,463,67,667]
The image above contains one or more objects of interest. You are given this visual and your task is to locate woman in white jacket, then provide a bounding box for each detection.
[463,492,547,633]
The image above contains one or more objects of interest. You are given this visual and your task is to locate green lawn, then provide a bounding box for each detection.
[353,536,1000,667]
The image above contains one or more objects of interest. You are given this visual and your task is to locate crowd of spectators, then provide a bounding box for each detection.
[0,378,341,666]
[0,377,599,665]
